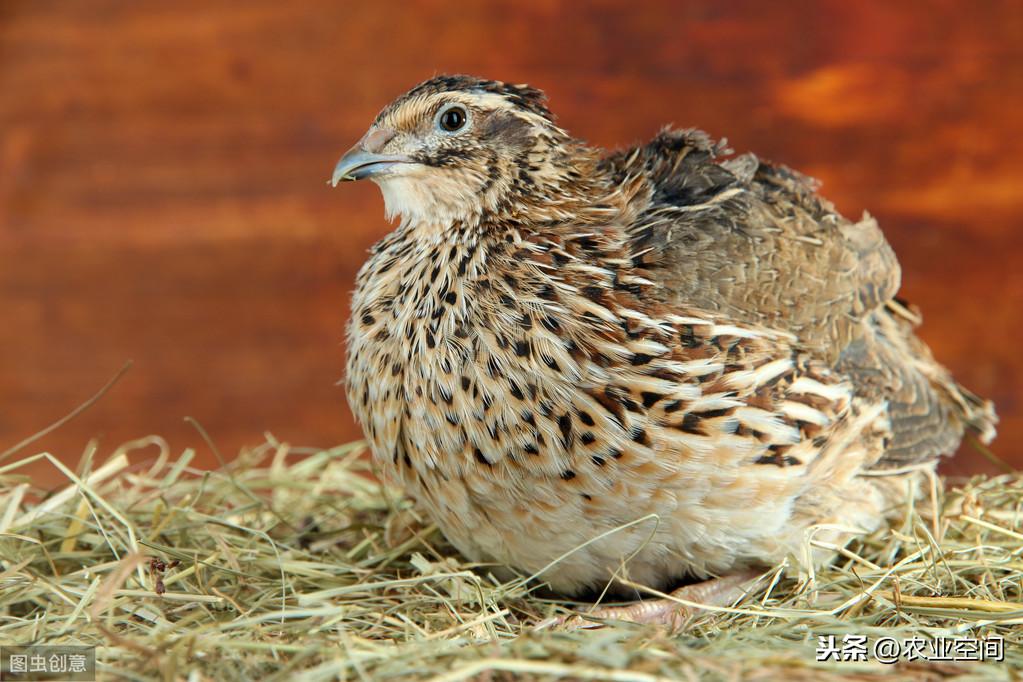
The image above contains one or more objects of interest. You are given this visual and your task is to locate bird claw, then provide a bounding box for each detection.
[540,570,761,631]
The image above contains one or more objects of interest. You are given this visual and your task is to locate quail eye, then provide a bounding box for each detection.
[437,105,468,133]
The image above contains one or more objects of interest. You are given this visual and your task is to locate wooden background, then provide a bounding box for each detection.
[2,0,1021,486]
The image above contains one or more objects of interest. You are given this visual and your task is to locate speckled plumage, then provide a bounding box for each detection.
[336,76,997,595]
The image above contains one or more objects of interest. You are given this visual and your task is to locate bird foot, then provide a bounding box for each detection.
[549,570,761,630]
[384,508,426,548]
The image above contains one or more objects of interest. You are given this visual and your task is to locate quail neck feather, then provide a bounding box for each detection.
[333,75,997,596]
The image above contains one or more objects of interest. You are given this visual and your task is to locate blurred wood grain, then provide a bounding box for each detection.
[1,0,1020,486]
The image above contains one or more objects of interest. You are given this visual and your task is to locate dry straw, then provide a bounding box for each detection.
[1,433,1020,680]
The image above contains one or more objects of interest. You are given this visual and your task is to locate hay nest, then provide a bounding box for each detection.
[1,435,1021,680]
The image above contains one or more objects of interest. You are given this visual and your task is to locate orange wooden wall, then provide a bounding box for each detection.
[2,0,1021,485]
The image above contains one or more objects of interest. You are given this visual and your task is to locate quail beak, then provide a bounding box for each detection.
[330,127,410,187]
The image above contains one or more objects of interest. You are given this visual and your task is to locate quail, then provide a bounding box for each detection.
[331,75,997,623]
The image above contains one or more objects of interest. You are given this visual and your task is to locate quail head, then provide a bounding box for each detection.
[332,75,997,598]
